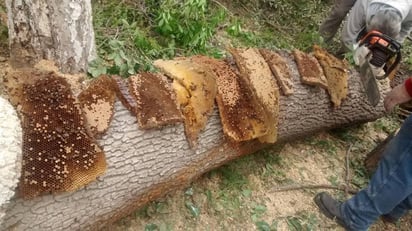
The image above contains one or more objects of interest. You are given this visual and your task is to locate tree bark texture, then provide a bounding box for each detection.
[5,0,95,73]
[1,54,391,230]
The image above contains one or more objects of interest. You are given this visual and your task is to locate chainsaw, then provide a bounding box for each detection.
[355,30,402,106]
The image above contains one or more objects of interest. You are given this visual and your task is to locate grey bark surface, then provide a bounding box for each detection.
[0,52,391,230]
[5,0,95,73]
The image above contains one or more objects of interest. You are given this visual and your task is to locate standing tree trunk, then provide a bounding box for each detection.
[5,0,95,73]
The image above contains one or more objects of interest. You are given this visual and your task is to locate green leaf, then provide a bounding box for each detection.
[144,223,159,231]
[184,201,200,217]
[255,221,271,231]
[184,187,194,196]
[241,189,252,197]
[121,18,129,26]
[87,58,107,78]
[113,53,123,67]
[287,217,303,231]
[88,65,107,78]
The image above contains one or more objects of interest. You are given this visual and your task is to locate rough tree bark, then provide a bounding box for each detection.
[0,53,391,230]
[5,0,95,73]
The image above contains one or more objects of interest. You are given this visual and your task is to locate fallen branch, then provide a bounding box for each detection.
[271,184,359,195]
[345,144,353,197]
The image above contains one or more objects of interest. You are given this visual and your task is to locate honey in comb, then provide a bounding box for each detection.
[259,49,294,96]
[78,75,116,138]
[18,72,106,199]
[190,55,269,142]
[153,58,217,148]
[293,49,328,89]
[128,72,183,129]
[111,75,139,115]
[313,45,348,107]
[228,47,280,143]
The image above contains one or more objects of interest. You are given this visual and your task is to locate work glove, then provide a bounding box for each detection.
[354,44,386,77]
[353,44,370,66]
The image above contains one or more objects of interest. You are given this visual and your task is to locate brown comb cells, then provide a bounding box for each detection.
[18,72,106,199]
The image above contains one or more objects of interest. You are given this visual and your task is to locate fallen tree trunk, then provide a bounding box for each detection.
[1,55,391,230]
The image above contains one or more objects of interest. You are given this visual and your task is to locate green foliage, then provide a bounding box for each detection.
[372,116,400,134]
[350,157,369,188]
[144,223,159,231]
[251,204,267,222]
[286,212,318,231]
[330,127,361,143]
[183,186,201,218]
[306,138,338,155]
[215,164,249,190]
[90,0,228,77]
[154,0,226,54]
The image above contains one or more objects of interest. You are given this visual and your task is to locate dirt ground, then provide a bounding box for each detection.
[104,121,412,231]
[1,2,412,228]
[1,55,411,230]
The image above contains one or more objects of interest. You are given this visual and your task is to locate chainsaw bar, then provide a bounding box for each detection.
[359,61,380,106]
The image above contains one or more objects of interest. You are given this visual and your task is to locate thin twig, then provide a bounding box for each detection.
[345,144,353,197]
[271,184,359,195]
[210,0,233,17]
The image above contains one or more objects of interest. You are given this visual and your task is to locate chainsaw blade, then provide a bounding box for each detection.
[359,61,380,106]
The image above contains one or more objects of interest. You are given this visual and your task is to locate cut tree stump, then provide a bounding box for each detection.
[364,132,395,174]
[1,53,391,230]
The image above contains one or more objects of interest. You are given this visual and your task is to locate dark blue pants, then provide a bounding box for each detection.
[341,115,412,230]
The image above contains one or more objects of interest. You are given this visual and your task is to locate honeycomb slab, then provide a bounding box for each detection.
[111,75,139,115]
[78,75,116,137]
[229,48,280,143]
[191,55,269,142]
[293,49,328,89]
[313,45,349,107]
[128,72,183,129]
[15,71,106,199]
[259,49,294,96]
[153,58,217,148]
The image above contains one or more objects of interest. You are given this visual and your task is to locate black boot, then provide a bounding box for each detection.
[314,192,351,230]
[381,214,399,224]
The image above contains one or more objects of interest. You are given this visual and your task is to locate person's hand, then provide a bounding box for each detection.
[384,83,412,112]
[353,44,370,66]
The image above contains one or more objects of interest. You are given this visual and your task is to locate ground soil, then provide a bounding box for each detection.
[105,126,412,231]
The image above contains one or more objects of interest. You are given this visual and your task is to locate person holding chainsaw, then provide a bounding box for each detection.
[314,1,412,230]
[319,0,356,43]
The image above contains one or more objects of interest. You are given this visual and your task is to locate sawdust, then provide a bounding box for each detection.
[34,59,86,96]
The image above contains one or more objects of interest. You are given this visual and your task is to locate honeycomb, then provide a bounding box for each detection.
[190,55,269,142]
[259,49,294,96]
[228,48,280,143]
[111,75,139,115]
[313,45,349,108]
[153,58,217,148]
[293,49,328,89]
[17,71,106,199]
[78,75,116,137]
[128,72,183,129]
